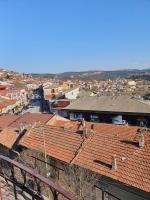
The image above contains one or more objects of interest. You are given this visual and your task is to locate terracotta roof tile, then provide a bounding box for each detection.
[56,101,70,107]
[0,127,19,149]
[0,85,6,90]
[10,117,150,193]
[20,125,84,163]
[72,125,150,193]
[0,115,19,129]
[10,113,53,128]
[0,99,16,109]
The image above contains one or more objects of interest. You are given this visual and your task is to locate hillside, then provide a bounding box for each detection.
[31,68,150,80]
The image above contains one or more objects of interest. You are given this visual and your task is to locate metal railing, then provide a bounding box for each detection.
[0,154,80,200]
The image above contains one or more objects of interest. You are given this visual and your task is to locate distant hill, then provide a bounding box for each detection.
[31,68,150,80]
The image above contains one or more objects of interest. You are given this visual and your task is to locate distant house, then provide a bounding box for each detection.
[49,99,70,117]
[0,98,17,114]
[64,87,80,99]
[63,96,150,126]
[45,87,79,116]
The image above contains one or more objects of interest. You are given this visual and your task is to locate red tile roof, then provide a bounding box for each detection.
[47,119,81,130]
[10,113,53,128]
[21,122,150,192]
[0,115,19,129]
[47,119,140,137]
[0,99,16,109]
[56,101,70,107]
[0,127,19,149]
[3,116,150,193]
[46,114,69,126]
[0,85,6,90]
[0,113,54,150]
[52,101,70,110]
[72,125,150,193]
[47,119,68,126]
[20,125,84,163]
[44,95,54,100]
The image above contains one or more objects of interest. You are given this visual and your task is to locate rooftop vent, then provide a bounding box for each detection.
[139,132,145,148]
[19,123,25,134]
[91,124,94,130]
[82,118,85,128]
[83,127,88,138]
[112,155,117,170]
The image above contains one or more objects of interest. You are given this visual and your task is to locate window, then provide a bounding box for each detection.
[95,187,121,200]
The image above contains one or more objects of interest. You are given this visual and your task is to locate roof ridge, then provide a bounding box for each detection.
[8,115,21,127]
[135,99,150,106]
[70,130,95,164]
[44,124,78,134]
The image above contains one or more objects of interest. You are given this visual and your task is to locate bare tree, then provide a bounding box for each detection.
[61,164,99,200]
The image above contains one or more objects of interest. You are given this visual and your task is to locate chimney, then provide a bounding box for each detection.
[19,123,25,134]
[139,132,144,147]
[91,124,94,130]
[112,155,117,170]
[83,127,88,138]
[82,118,85,128]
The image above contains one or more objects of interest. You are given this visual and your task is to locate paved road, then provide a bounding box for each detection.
[21,99,42,114]
[22,105,41,114]
[20,94,50,115]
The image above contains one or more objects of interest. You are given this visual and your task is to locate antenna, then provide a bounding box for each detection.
[39,121,50,178]
[40,122,51,199]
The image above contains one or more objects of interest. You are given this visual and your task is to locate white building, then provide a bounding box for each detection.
[65,87,79,99]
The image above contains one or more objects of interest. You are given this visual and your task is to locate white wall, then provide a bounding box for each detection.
[65,88,79,99]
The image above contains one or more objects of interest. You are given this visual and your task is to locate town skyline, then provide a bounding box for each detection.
[2,64,150,74]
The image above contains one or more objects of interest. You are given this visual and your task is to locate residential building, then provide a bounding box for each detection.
[63,96,150,126]
[0,114,149,199]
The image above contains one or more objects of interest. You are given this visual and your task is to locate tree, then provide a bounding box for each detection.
[61,164,99,200]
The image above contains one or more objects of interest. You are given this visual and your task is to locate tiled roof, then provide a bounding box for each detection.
[46,114,69,126]
[72,124,150,193]
[3,115,150,193]
[0,85,6,90]
[0,115,19,129]
[0,113,54,149]
[56,101,70,107]
[84,122,138,138]
[0,127,19,149]
[0,99,16,109]
[10,113,53,128]
[20,125,84,163]
[52,100,70,110]
[47,119,69,127]
[47,119,81,131]
[46,119,141,138]
[44,95,54,100]
[21,120,150,192]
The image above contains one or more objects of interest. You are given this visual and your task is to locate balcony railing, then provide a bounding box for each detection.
[0,154,80,200]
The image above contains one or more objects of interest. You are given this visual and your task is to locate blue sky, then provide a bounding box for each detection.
[0,0,150,73]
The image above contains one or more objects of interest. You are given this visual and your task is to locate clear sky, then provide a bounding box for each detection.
[0,0,150,73]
